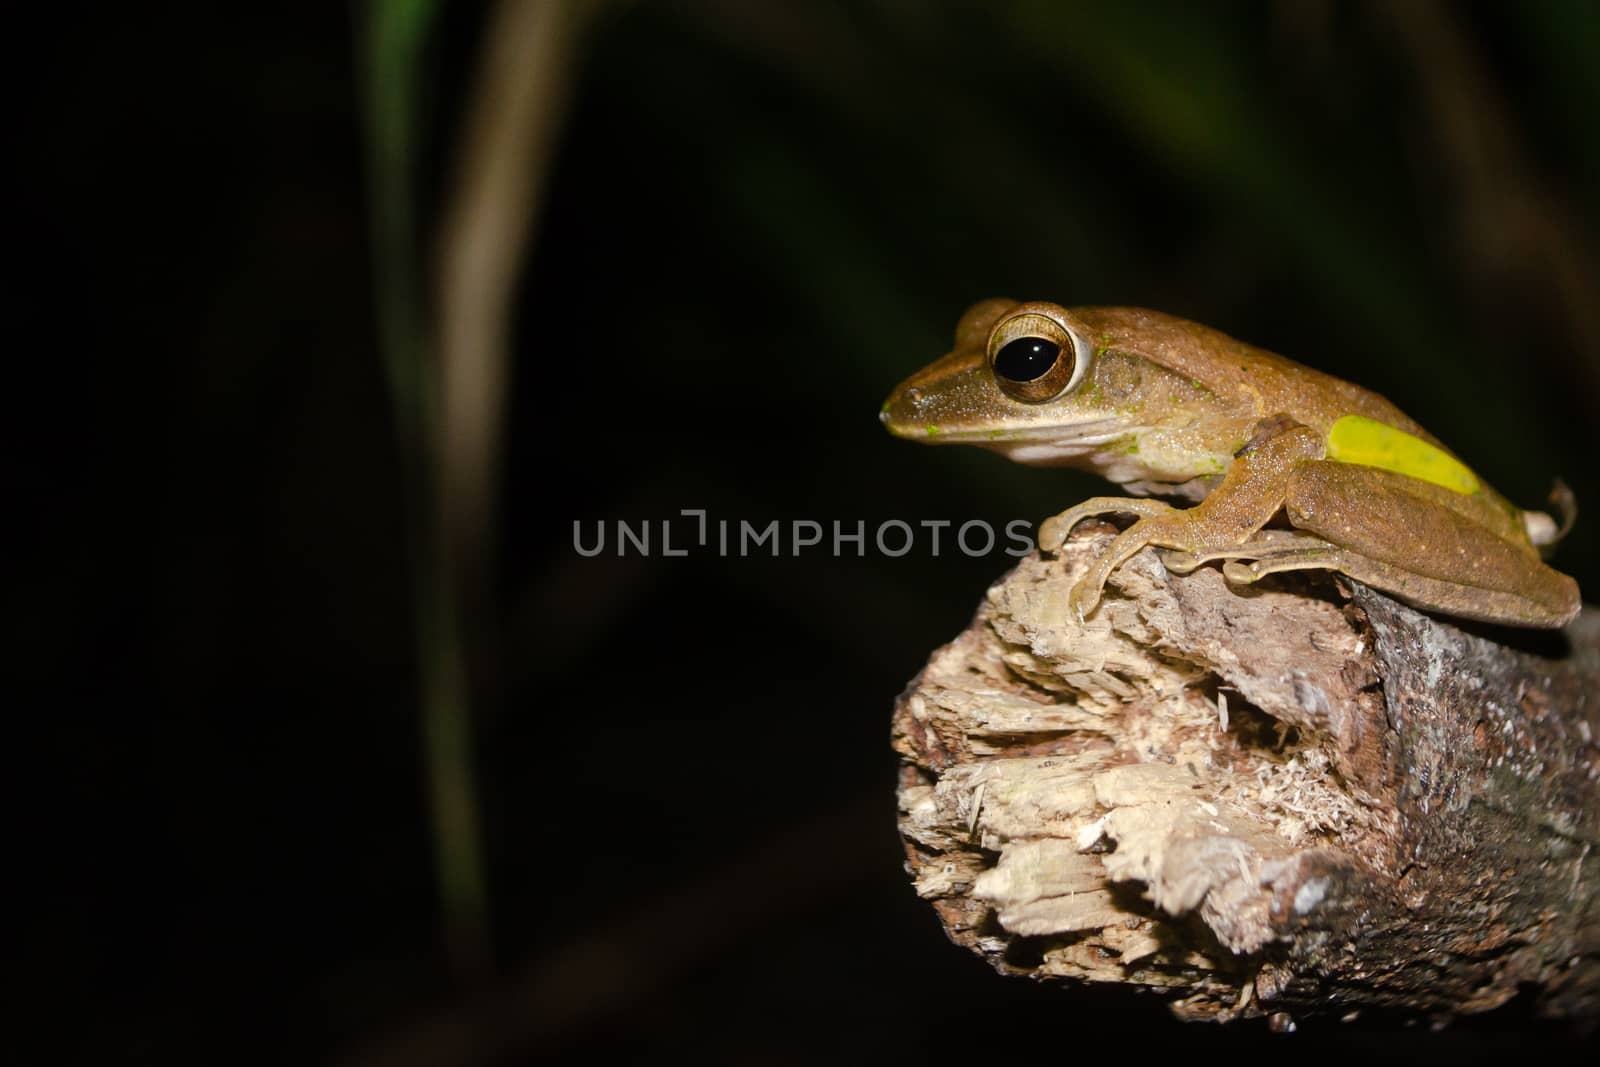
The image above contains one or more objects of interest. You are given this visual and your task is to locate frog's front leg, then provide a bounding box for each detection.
[1065,423,1325,620]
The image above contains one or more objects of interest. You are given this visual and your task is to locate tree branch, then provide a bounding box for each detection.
[893,529,1600,1024]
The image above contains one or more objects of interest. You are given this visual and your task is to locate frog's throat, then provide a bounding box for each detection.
[981,419,1141,464]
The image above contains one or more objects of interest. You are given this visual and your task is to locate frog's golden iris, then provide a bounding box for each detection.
[986,308,1086,403]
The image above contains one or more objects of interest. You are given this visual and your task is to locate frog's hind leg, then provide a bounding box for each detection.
[1221,546,1575,628]
[1281,459,1580,628]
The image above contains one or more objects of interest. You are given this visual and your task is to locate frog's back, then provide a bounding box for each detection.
[1076,306,1530,540]
[1075,307,1430,439]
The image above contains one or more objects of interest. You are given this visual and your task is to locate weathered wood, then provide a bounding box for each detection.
[892,527,1600,1024]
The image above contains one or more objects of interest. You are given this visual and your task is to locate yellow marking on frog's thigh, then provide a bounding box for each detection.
[1325,415,1479,495]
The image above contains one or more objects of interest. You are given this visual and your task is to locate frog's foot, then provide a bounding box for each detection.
[1069,520,1312,620]
[1160,530,1334,575]
[1066,574,1106,624]
[1065,513,1194,621]
[1220,550,1344,587]
[1038,497,1176,553]
[1181,536,1346,588]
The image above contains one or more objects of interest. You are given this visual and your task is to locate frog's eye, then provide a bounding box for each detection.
[986,311,1087,403]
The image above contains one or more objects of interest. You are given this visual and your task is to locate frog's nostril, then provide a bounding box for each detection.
[906,387,923,404]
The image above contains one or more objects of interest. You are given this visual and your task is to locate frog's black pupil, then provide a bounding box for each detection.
[994,337,1061,382]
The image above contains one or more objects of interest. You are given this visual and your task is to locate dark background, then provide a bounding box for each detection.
[19,2,1600,1063]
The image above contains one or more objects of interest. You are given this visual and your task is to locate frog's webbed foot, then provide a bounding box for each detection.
[1038,497,1177,552]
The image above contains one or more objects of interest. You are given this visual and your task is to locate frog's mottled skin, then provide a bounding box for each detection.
[882,300,1580,628]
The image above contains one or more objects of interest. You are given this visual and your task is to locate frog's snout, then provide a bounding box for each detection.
[879,385,925,438]
[879,398,909,436]
[881,349,988,440]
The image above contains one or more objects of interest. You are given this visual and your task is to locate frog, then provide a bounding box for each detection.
[880,299,1580,628]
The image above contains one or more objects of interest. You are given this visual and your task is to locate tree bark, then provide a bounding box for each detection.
[892,527,1600,1025]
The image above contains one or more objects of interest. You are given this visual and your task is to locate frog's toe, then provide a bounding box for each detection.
[1038,515,1069,552]
[1222,560,1263,586]
[1066,579,1103,623]
[1160,549,1202,575]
